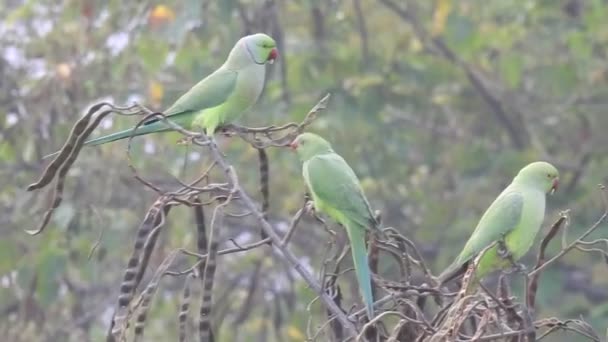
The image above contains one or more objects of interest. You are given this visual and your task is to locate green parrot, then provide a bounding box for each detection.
[290,133,379,319]
[438,161,559,285]
[47,33,277,157]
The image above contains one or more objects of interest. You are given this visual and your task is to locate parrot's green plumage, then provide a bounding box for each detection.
[290,133,378,319]
[47,33,277,157]
[438,161,559,285]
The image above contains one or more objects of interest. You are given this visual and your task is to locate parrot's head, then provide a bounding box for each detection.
[243,33,278,65]
[515,161,560,194]
[289,133,333,162]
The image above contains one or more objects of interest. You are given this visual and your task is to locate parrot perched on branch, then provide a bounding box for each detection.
[290,132,379,319]
[438,161,559,285]
[47,33,277,157]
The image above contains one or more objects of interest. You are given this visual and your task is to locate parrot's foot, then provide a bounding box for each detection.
[373,210,382,224]
[206,136,222,153]
[304,201,336,236]
[176,136,194,145]
[496,237,527,275]
[496,236,512,260]
[512,263,527,274]
[322,225,337,237]
[497,245,510,259]
[304,200,316,215]
[374,228,391,243]
[496,236,526,274]
[219,126,236,137]
[503,262,527,275]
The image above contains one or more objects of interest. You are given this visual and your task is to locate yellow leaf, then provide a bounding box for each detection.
[148,80,164,108]
[432,0,452,37]
[409,37,423,52]
[286,325,305,341]
[149,4,175,26]
[431,93,451,105]
[360,177,376,193]
[589,68,607,84]
[55,63,72,81]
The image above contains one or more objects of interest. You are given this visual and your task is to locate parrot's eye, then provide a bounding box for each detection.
[546,173,551,178]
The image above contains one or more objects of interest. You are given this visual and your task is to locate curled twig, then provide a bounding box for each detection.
[199,202,226,342]
[535,317,601,341]
[107,197,171,341]
[131,250,181,342]
[224,93,331,149]
[257,147,270,242]
[26,103,144,235]
[527,212,569,308]
[528,186,608,310]
[178,273,195,342]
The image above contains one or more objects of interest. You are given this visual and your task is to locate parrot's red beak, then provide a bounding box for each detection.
[268,48,278,64]
[289,140,298,150]
[551,178,559,194]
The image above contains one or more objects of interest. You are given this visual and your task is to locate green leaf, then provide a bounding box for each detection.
[6,1,35,23]
[540,63,578,95]
[567,31,592,60]
[584,0,606,32]
[218,0,237,20]
[0,240,18,275]
[499,54,524,88]
[136,37,169,73]
[0,138,16,161]
[444,13,475,55]
[174,35,208,72]
[36,246,67,306]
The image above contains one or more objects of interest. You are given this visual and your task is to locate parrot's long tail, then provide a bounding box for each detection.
[345,222,374,319]
[439,259,482,297]
[437,261,468,286]
[84,121,171,147]
[43,121,171,159]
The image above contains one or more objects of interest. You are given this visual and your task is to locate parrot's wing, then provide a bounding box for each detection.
[163,68,238,117]
[455,190,524,264]
[305,153,377,229]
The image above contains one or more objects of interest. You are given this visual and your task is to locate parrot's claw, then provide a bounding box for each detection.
[514,263,527,274]
[496,235,512,260]
[312,211,334,235]
[497,245,509,259]
[496,237,526,274]
[219,127,236,137]
[304,200,315,215]
[207,136,219,149]
[176,136,194,145]
[503,262,527,275]
[303,201,336,236]
[323,225,337,237]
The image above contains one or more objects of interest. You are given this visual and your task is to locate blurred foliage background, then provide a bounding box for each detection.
[1,0,608,341]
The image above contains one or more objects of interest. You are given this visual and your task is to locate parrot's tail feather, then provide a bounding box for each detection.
[345,223,374,319]
[438,261,469,285]
[42,121,171,159]
[83,121,171,147]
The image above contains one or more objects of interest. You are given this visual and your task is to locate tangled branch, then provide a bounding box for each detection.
[25,93,607,341]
